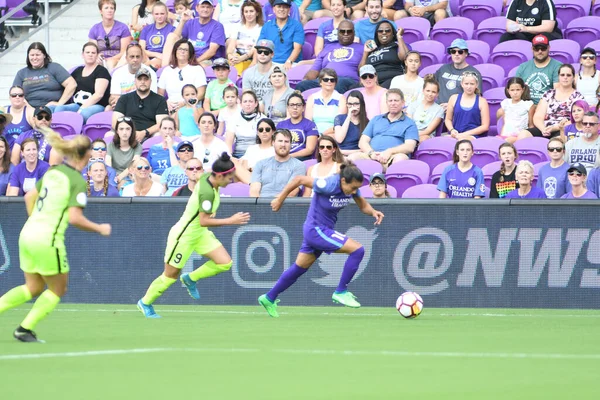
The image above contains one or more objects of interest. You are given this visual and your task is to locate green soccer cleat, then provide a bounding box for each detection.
[332,291,361,308]
[258,294,280,318]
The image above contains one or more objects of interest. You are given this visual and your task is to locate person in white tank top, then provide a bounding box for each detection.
[576,48,600,107]
[303,135,344,197]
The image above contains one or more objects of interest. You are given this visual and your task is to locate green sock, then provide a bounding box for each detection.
[0,285,33,314]
[21,290,61,331]
[189,260,232,282]
[141,274,176,305]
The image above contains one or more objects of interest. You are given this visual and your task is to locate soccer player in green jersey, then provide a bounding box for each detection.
[0,128,112,343]
[138,152,250,318]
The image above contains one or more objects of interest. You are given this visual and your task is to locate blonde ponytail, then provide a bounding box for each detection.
[39,127,91,160]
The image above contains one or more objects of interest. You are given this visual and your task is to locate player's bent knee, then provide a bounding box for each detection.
[216,261,233,272]
[353,246,365,258]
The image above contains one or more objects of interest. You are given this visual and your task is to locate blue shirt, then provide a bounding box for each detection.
[438,163,485,198]
[161,165,188,196]
[307,174,359,229]
[363,113,419,152]
[355,18,392,43]
[334,114,361,151]
[251,156,306,197]
[147,144,176,175]
[505,186,547,199]
[258,18,305,63]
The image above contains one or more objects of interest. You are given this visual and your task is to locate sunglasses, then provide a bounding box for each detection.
[36,114,51,121]
[256,49,272,56]
[581,54,596,60]
[319,144,333,150]
[203,148,210,164]
[93,146,107,151]
[582,122,598,126]
[377,29,392,34]
[136,165,150,170]
[339,29,354,35]
[533,46,548,52]
[568,171,583,177]
[178,147,193,152]
[10,93,24,98]
[104,35,111,49]
[258,127,272,133]
[187,166,203,171]
[178,70,183,81]
[361,74,375,80]
[450,49,465,55]
[278,29,284,44]
[559,73,573,77]
[322,77,336,83]
[547,147,563,152]
[117,117,132,122]
[287,103,304,108]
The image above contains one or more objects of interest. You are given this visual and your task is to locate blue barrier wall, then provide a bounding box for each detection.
[1,198,599,309]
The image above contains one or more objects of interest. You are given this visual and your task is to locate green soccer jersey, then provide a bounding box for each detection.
[21,164,87,247]
[171,173,221,240]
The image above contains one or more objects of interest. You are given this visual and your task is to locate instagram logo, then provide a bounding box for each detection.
[232,225,290,288]
[0,224,10,276]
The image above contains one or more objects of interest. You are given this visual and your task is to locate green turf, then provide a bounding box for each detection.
[1,305,599,399]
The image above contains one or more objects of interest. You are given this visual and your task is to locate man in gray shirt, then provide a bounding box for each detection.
[516,34,561,105]
[433,38,482,108]
[564,111,600,174]
[250,129,306,197]
[243,39,278,102]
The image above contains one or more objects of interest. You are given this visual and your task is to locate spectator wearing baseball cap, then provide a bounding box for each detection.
[257,0,305,68]
[433,38,482,106]
[562,162,598,199]
[576,47,600,107]
[225,0,265,77]
[263,0,302,24]
[161,140,195,195]
[243,39,280,102]
[11,106,62,167]
[369,173,390,198]
[500,0,562,44]
[514,35,562,105]
[203,58,235,117]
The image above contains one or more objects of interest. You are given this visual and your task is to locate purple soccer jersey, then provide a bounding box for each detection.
[8,161,50,196]
[504,186,547,199]
[140,23,176,53]
[276,118,319,154]
[17,130,52,163]
[311,43,364,81]
[181,19,226,59]
[437,164,486,198]
[561,190,598,199]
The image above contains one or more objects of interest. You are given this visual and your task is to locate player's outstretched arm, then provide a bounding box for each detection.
[68,207,112,236]
[353,196,384,225]
[271,176,314,212]
[199,212,250,227]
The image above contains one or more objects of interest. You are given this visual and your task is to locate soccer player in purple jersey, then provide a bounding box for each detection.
[258,163,384,317]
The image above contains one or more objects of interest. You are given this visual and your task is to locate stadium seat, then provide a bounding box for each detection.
[156,66,165,80]
[473,16,506,50]
[304,17,330,50]
[354,159,383,186]
[553,0,591,28]
[4,0,42,27]
[220,183,251,197]
[444,39,490,65]
[302,42,314,60]
[384,159,430,197]
[51,111,84,137]
[481,160,502,188]
[287,64,313,89]
[83,111,113,141]
[411,40,445,70]
[532,161,546,187]
[359,184,398,198]
[471,137,504,168]
[489,40,532,74]
[514,137,551,164]
[301,87,321,102]
[474,63,504,93]
[401,183,440,198]
[594,2,600,16]
[548,39,580,65]
[449,0,461,17]
[483,87,506,134]
[429,160,453,185]
[430,17,475,48]
[505,65,520,86]
[565,17,600,48]
[395,17,431,43]
[458,0,502,28]
[414,136,455,172]
[495,116,504,137]
[418,63,444,78]
[303,159,318,170]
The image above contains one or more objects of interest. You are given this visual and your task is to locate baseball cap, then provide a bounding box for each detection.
[177,140,194,152]
[255,39,275,53]
[532,34,549,47]
[135,67,152,79]
[0,107,13,125]
[568,163,587,175]
[197,0,214,5]
[270,65,287,76]
[370,173,386,184]
[359,65,377,76]
[212,57,230,69]
[34,106,52,117]
[273,0,291,6]
[581,47,597,56]
[447,38,469,53]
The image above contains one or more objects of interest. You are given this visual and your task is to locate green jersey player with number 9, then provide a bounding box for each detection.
[0,128,112,343]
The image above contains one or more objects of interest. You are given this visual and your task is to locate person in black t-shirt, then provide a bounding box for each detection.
[500,0,562,43]
[490,142,520,198]
[172,157,204,196]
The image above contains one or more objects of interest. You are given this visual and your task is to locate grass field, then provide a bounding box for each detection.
[0,304,599,399]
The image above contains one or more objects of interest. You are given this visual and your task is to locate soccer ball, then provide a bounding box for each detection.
[73,90,92,105]
[396,292,423,319]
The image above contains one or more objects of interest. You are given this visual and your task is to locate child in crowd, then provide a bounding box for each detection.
[406,74,444,143]
[446,71,490,140]
[172,0,191,27]
[175,84,202,137]
[390,51,423,111]
[217,86,241,137]
[139,2,176,70]
[203,58,234,117]
[562,100,590,142]
[497,77,533,144]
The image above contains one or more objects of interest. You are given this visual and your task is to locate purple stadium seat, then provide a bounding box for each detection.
[411,41,445,70]
[302,42,314,60]
[395,17,431,43]
[474,16,506,50]
[304,17,330,50]
[594,2,600,16]
[418,63,444,78]
[490,40,532,74]
[301,87,322,102]
[68,65,83,74]
[514,137,551,164]
[83,111,113,141]
[449,0,460,17]
[354,159,383,185]
[444,39,490,65]
[554,0,591,28]
[496,116,504,137]
[303,159,318,170]
[532,161,546,186]
[220,183,251,197]
[565,17,600,48]
[429,160,453,185]
[505,65,520,85]
[402,183,440,198]
[51,112,84,137]
[142,135,163,150]
[204,66,238,83]
[156,66,165,80]
[472,137,504,168]
[414,136,455,172]
[458,0,502,28]
[430,17,475,48]
[385,159,430,197]
[483,87,506,134]
[359,184,398,198]
[548,39,580,65]
[287,64,313,89]
[481,160,502,188]
[474,63,504,93]
[5,0,38,23]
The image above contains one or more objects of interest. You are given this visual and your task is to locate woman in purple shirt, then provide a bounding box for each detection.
[259,163,384,317]
[505,161,546,199]
[88,0,133,71]
[561,163,598,199]
[438,139,486,198]
[6,138,50,196]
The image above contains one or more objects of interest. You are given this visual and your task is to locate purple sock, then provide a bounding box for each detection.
[266,264,308,301]
[336,247,365,293]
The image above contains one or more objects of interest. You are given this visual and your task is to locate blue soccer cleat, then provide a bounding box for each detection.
[180,273,200,300]
[137,299,161,318]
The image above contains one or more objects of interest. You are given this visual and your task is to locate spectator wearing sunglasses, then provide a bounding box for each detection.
[296,21,363,94]
[109,43,158,110]
[563,112,600,175]
[561,163,597,199]
[500,0,562,44]
[162,140,195,195]
[82,139,117,186]
[357,65,388,119]
[240,118,276,171]
[172,158,204,196]
[122,157,165,196]
[257,0,305,68]
[87,161,120,197]
[515,35,561,105]
[433,39,482,107]
[576,48,600,108]
[113,68,169,143]
[107,117,143,186]
[139,2,176,70]
[262,0,302,25]
[243,40,278,102]
[192,112,230,171]
[305,69,347,136]
[88,0,133,71]
[11,107,62,166]
[536,137,570,199]
[4,86,34,150]
[303,135,343,197]
[158,38,207,115]
[276,93,318,161]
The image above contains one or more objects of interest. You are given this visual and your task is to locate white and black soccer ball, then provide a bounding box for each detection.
[396,292,424,319]
[73,90,92,105]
